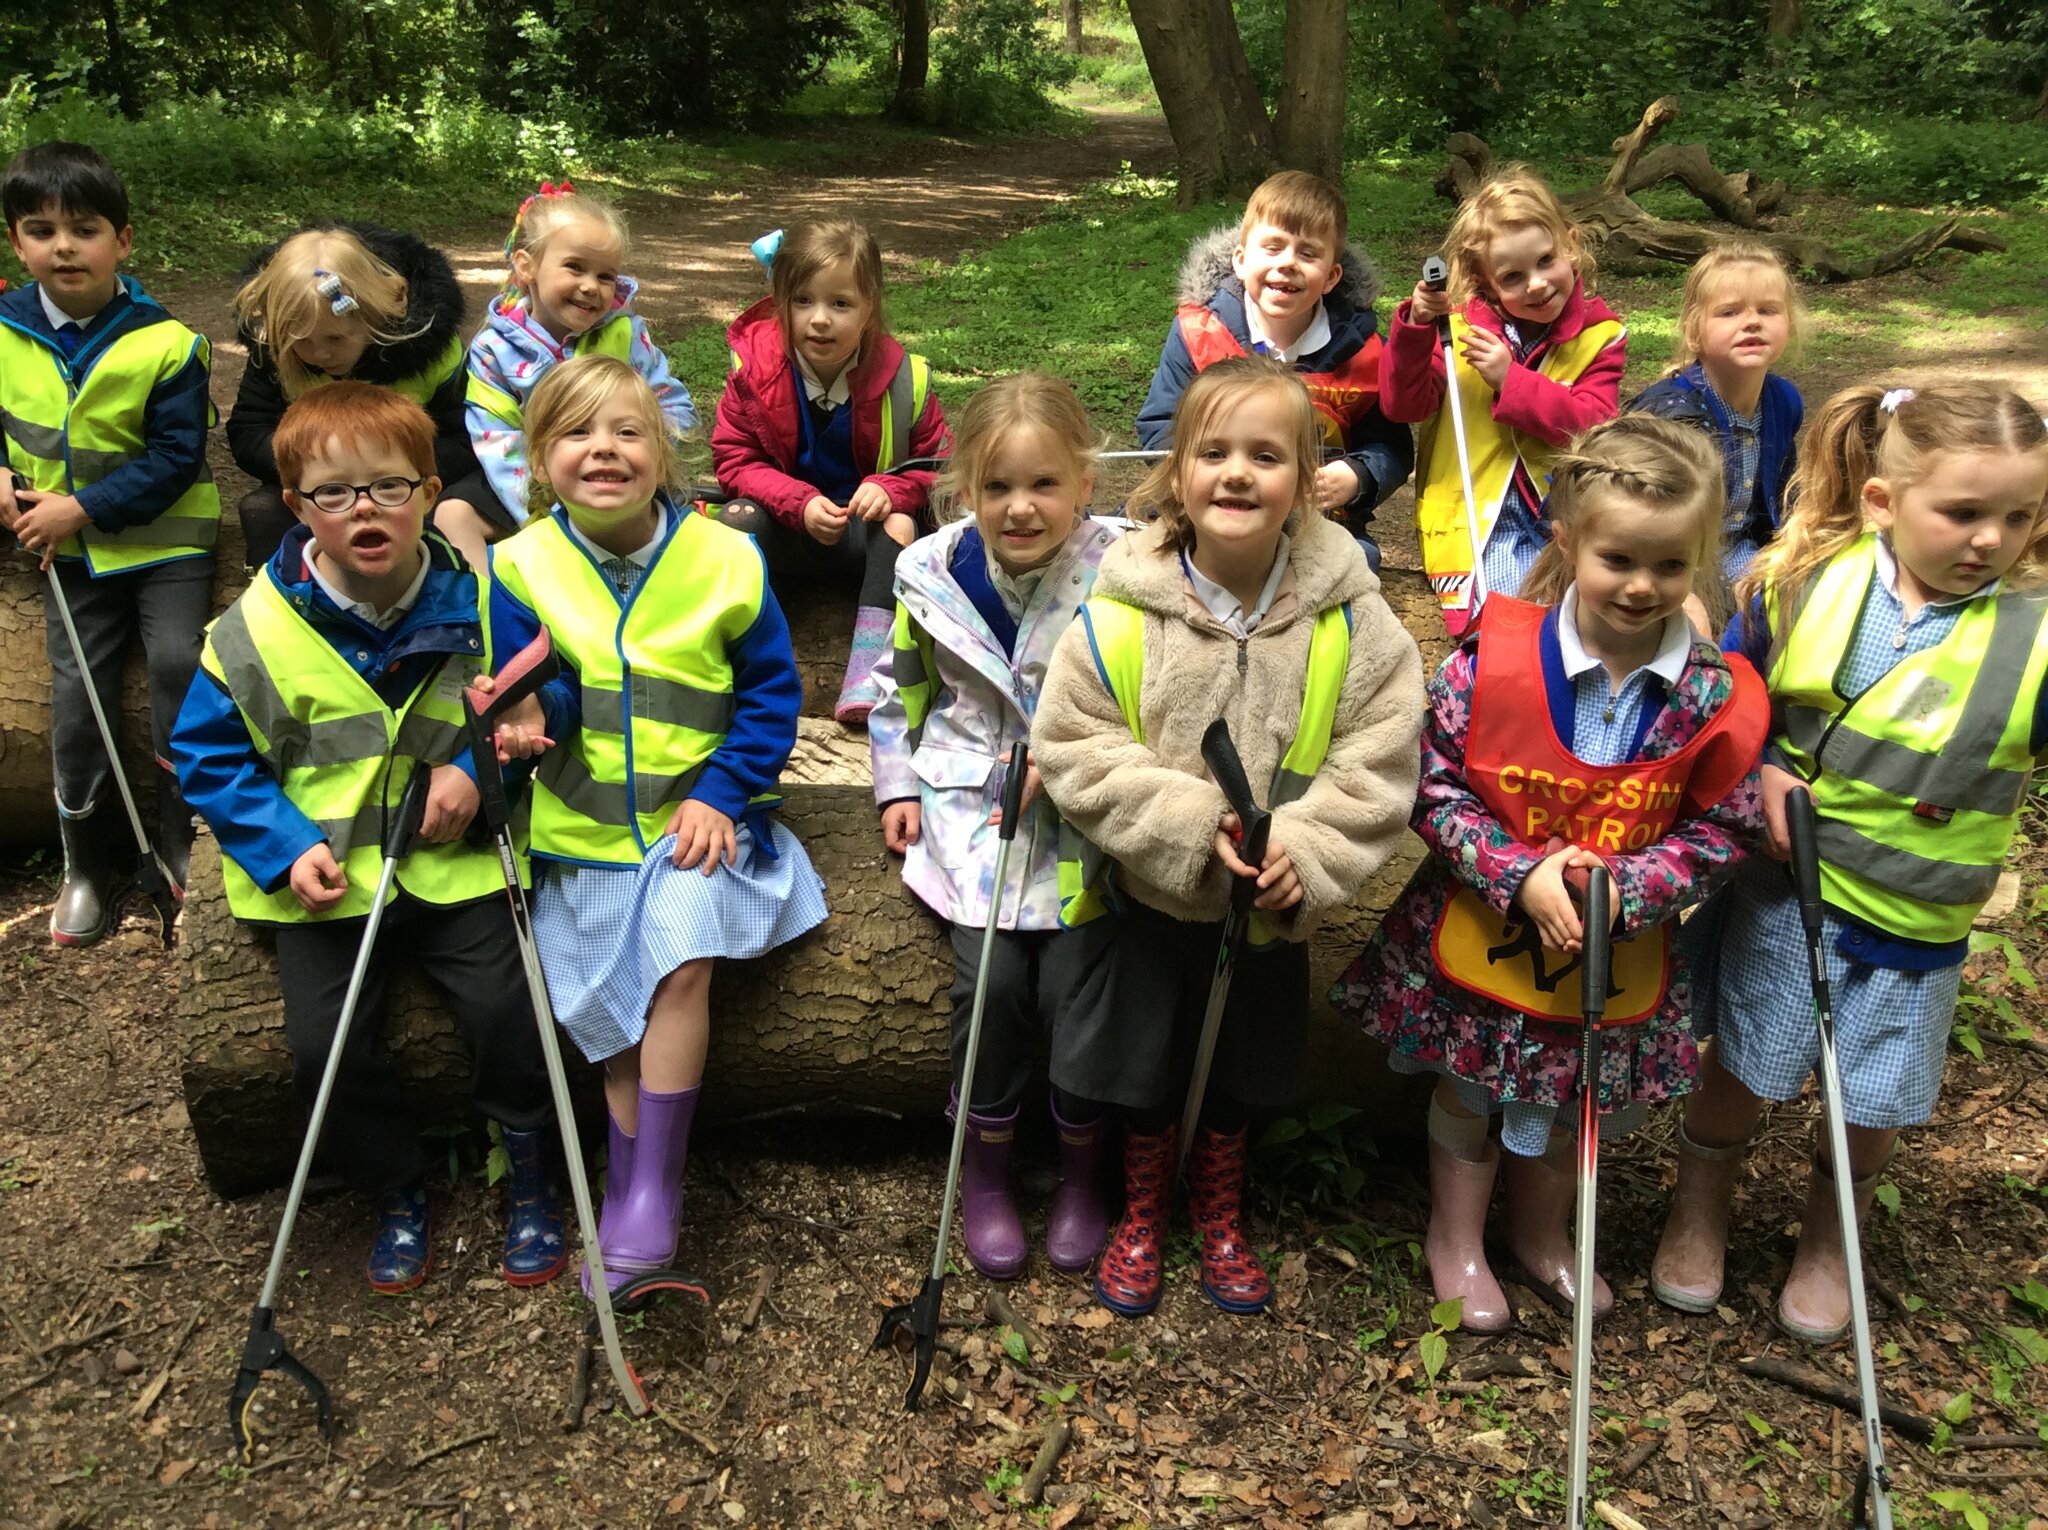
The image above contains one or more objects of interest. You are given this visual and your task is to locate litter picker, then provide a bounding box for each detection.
[1421,256,1489,631]
[1786,786,1895,1530]
[1176,720,1273,1174]
[1564,863,1614,1530]
[22,474,183,941]
[873,742,1031,1409]
[460,630,654,1420]
[228,760,434,1463]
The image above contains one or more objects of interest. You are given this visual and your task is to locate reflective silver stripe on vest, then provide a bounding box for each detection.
[1,408,65,461]
[579,675,736,737]
[885,361,914,469]
[893,640,928,691]
[1816,817,2002,906]
[391,712,468,767]
[210,604,391,767]
[1782,593,2045,818]
[312,800,391,863]
[93,510,220,548]
[539,746,707,827]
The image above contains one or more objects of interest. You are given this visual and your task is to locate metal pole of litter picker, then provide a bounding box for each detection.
[1787,787,1894,1530]
[1421,257,1488,625]
[1565,865,1613,1530]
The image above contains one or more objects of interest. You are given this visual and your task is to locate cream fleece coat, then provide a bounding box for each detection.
[1032,512,1425,935]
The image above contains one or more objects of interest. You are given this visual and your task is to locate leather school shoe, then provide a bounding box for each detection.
[366,1186,432,1293]
[960,1103,1028,1280]
[1046,1095,1112,1273]
[499,1127,569,1286]
[1187,1126,1271,1315]
[1649,1125,1752,1314]
[1778,1157,1882,1344]
[1424,1138,1511,1333]
[1095,1124,1176,1317]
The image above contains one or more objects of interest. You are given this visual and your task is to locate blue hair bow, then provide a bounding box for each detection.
[750,229,784,270]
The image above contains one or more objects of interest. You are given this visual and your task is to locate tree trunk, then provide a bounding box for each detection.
[1062,0,1083,53]
[1768,0,1801,39]
[891,0,930,121]
[1125,0,1273,205]
[98,0,143,119]
[176,567,1457,1197]
[1273,0,1350,185]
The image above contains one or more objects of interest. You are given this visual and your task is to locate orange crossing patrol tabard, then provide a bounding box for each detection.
[1430,597,1766,1025]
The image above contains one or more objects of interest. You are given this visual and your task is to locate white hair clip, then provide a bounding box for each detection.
[312,270,359,318]
[1879,387,1915,415]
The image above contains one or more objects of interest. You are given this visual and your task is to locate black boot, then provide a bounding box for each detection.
[154,769,195,893]
[51,793,130,948]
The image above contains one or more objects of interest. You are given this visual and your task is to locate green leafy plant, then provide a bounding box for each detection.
[984,1458,1024,1498]
[1417,1297,1461,1388]
[1255,1102,1377,1208]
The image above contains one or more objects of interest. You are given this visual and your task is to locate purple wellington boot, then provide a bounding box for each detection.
[585,1085,697,1294]
[1046,1096,1112,1273]
[581,1107,638,1299]
[960,1104,1029,1280]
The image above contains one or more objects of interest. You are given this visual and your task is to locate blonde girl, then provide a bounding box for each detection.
[483,355,825,1294]
[1332,414,1766,1332]
[228,224,482,570]
[1384,167,1629,634]
[1653,382,2048,1343]
[1629,240,1807,577]
[1034,356,1424,1318]
[868,371,1118,1280]
[710,219,951,725]
[461,183,695,569]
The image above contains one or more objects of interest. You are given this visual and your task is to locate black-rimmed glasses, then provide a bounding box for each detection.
[296,476,426,514]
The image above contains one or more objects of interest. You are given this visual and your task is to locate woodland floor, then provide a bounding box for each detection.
[5,111,2048,1530]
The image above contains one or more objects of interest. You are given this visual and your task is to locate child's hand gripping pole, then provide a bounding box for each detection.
[1422,257,1488,629]
[1786,787,1895,1530]
[460,631,651,1422]
[1176,720,1273,1174]
[228,761,434,1465]
[1564,865,1612,1530]
[874,742,1031,1410]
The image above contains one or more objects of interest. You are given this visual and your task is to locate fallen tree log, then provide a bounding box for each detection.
[1437,96,2004,282]
[176,568,1450,1195]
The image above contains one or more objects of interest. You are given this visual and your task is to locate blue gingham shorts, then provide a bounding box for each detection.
[1694,858,1962,1129]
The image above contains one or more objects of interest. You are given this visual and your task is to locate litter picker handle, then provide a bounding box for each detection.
[1579,866,1612,1029]
[996,742,1029,844]
[1422,255,1449,294]
[466,628,561,728]
[1786,785,1826,941]
[1201,719,1271,916]
[387,761,435,863]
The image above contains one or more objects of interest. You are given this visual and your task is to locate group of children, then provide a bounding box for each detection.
[7,139,2046,1350]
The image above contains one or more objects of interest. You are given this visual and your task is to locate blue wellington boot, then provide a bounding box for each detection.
[366,1186,431,1293]
[500,1127,569,1287]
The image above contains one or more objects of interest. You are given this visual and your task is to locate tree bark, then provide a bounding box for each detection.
[1062,0,1084,54]
[1273,0,1349,185]
[1767,0,1802,40]
[1125,0,1273,205]
[176,568,1456,1198]
[891,0,930,121]
[98,0,142,119]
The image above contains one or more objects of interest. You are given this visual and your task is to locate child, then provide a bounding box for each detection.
[484,354,828,1293]
[869,372,1119,1279]
[1136,170,1412,572]
[462,183,694,569]
[1331,414,1767,1331]
[1386,166,1627,634]
[171,382,565,1292]
[229,223,482,571]
[710,220,950,725]
[1034,357,1425,1317]
[1652,382,2048,1342]
[1628,240,1805,579]
[0,142,217,946]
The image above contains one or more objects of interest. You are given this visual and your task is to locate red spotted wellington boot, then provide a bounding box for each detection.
[1187,1125,1271,1315]
[1093,1124,1174,1317]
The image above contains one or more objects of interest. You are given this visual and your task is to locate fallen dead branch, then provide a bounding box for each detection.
[985,1288,1045,1358]
[405,1428,498,1469]
[1018,1417,1074,1507]
[130,1312,201,1421]
[1737,1356,2047,1451]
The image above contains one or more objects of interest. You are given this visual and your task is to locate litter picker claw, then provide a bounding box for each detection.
[461,628,652,1421]
[1787,786,1894,1530]
[874,742,1031,1409]
[1564,864,1613,1530]
[228,759,434,1464]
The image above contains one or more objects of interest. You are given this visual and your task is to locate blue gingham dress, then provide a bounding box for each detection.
[528,542,829,1064]
[1695,561,1976,1128]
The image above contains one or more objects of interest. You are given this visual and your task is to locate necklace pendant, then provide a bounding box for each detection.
[1892,630,1906,650]
[1602,704,1616,723]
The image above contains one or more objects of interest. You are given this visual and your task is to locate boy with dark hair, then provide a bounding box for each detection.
[1136,169,1412,571]
[1,141,217,945]
[171,381,566,1293]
